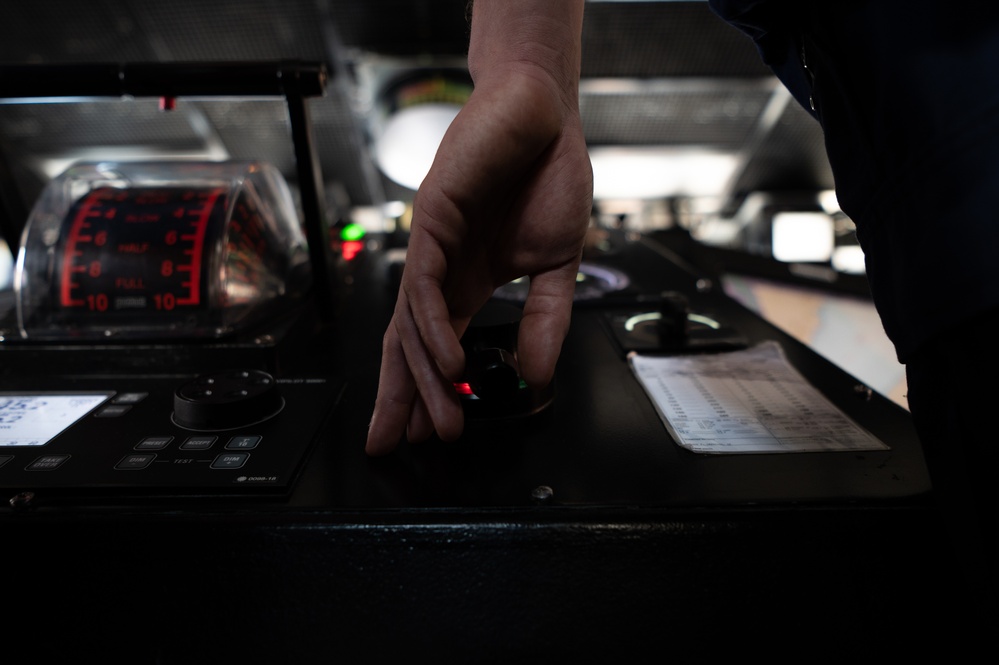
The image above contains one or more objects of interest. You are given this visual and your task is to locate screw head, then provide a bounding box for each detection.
[9,491,35,509]
[531,485,554,503]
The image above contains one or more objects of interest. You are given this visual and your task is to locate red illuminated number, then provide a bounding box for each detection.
[153,293,176,310]
[95,231,108,247]
[88,261,101,277]
[86,293,109,312]
[165,230,178,245]
[161,260,173,277]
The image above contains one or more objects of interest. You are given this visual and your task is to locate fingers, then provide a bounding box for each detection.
[406,394,434,444]
[369,259,577,456]
[516,260,580,388]
[394,295,465,442]
[366,301,464,456]
[366,323,417,456]
[402,227,467,383]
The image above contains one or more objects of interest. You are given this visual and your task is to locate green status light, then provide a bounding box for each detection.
[340,223,366,242]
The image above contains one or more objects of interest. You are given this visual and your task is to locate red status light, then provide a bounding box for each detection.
[453,382,474,396]
[341,240,364,261]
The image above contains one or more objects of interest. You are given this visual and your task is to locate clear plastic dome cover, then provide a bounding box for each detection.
[15,161,311,340]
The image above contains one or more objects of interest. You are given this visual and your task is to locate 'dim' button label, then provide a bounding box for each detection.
[211,453,248,469]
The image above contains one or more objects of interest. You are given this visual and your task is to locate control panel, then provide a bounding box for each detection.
[0,370,342,500]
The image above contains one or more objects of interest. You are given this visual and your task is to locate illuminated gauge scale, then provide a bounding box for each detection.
[16,162,310,341]
[58,186,219,319]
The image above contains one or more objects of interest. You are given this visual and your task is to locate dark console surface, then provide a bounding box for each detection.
[1,231,965,659]
[0,232,930,511]
[302,233,929,512]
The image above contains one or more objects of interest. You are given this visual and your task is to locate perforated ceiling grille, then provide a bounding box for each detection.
[580,83,774,148]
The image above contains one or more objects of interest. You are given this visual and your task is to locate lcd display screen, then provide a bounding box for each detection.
[0,393,113,446]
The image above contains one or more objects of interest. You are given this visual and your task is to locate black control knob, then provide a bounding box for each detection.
[457,300,555,419]
[657,290,690,347]
[173,369,283,430]
[462,301,522,402]
[467,347,520,403]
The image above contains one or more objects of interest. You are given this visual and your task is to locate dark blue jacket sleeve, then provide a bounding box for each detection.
[707,0,814,117]
[708,1,999,362]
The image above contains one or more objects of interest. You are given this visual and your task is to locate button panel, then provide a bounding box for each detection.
[0,372,341,496]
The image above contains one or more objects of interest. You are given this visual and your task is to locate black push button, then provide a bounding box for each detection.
[95,404,131,418]
[180,436,216,450]
[211,453,248,469]
[26,454,70,470]
[115,454,155,470]
[225,435,261,450]
[112,392,148,405]
[135,436,173,451]
[0,455,13,469]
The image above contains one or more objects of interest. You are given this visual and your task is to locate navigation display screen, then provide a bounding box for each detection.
[0,393,113,446]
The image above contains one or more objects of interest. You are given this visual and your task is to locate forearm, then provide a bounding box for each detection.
[466,0,585,114]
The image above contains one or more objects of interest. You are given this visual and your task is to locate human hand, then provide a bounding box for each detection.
[365,0,591,455]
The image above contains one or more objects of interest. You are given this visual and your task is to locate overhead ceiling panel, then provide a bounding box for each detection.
[0,0,831,217]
